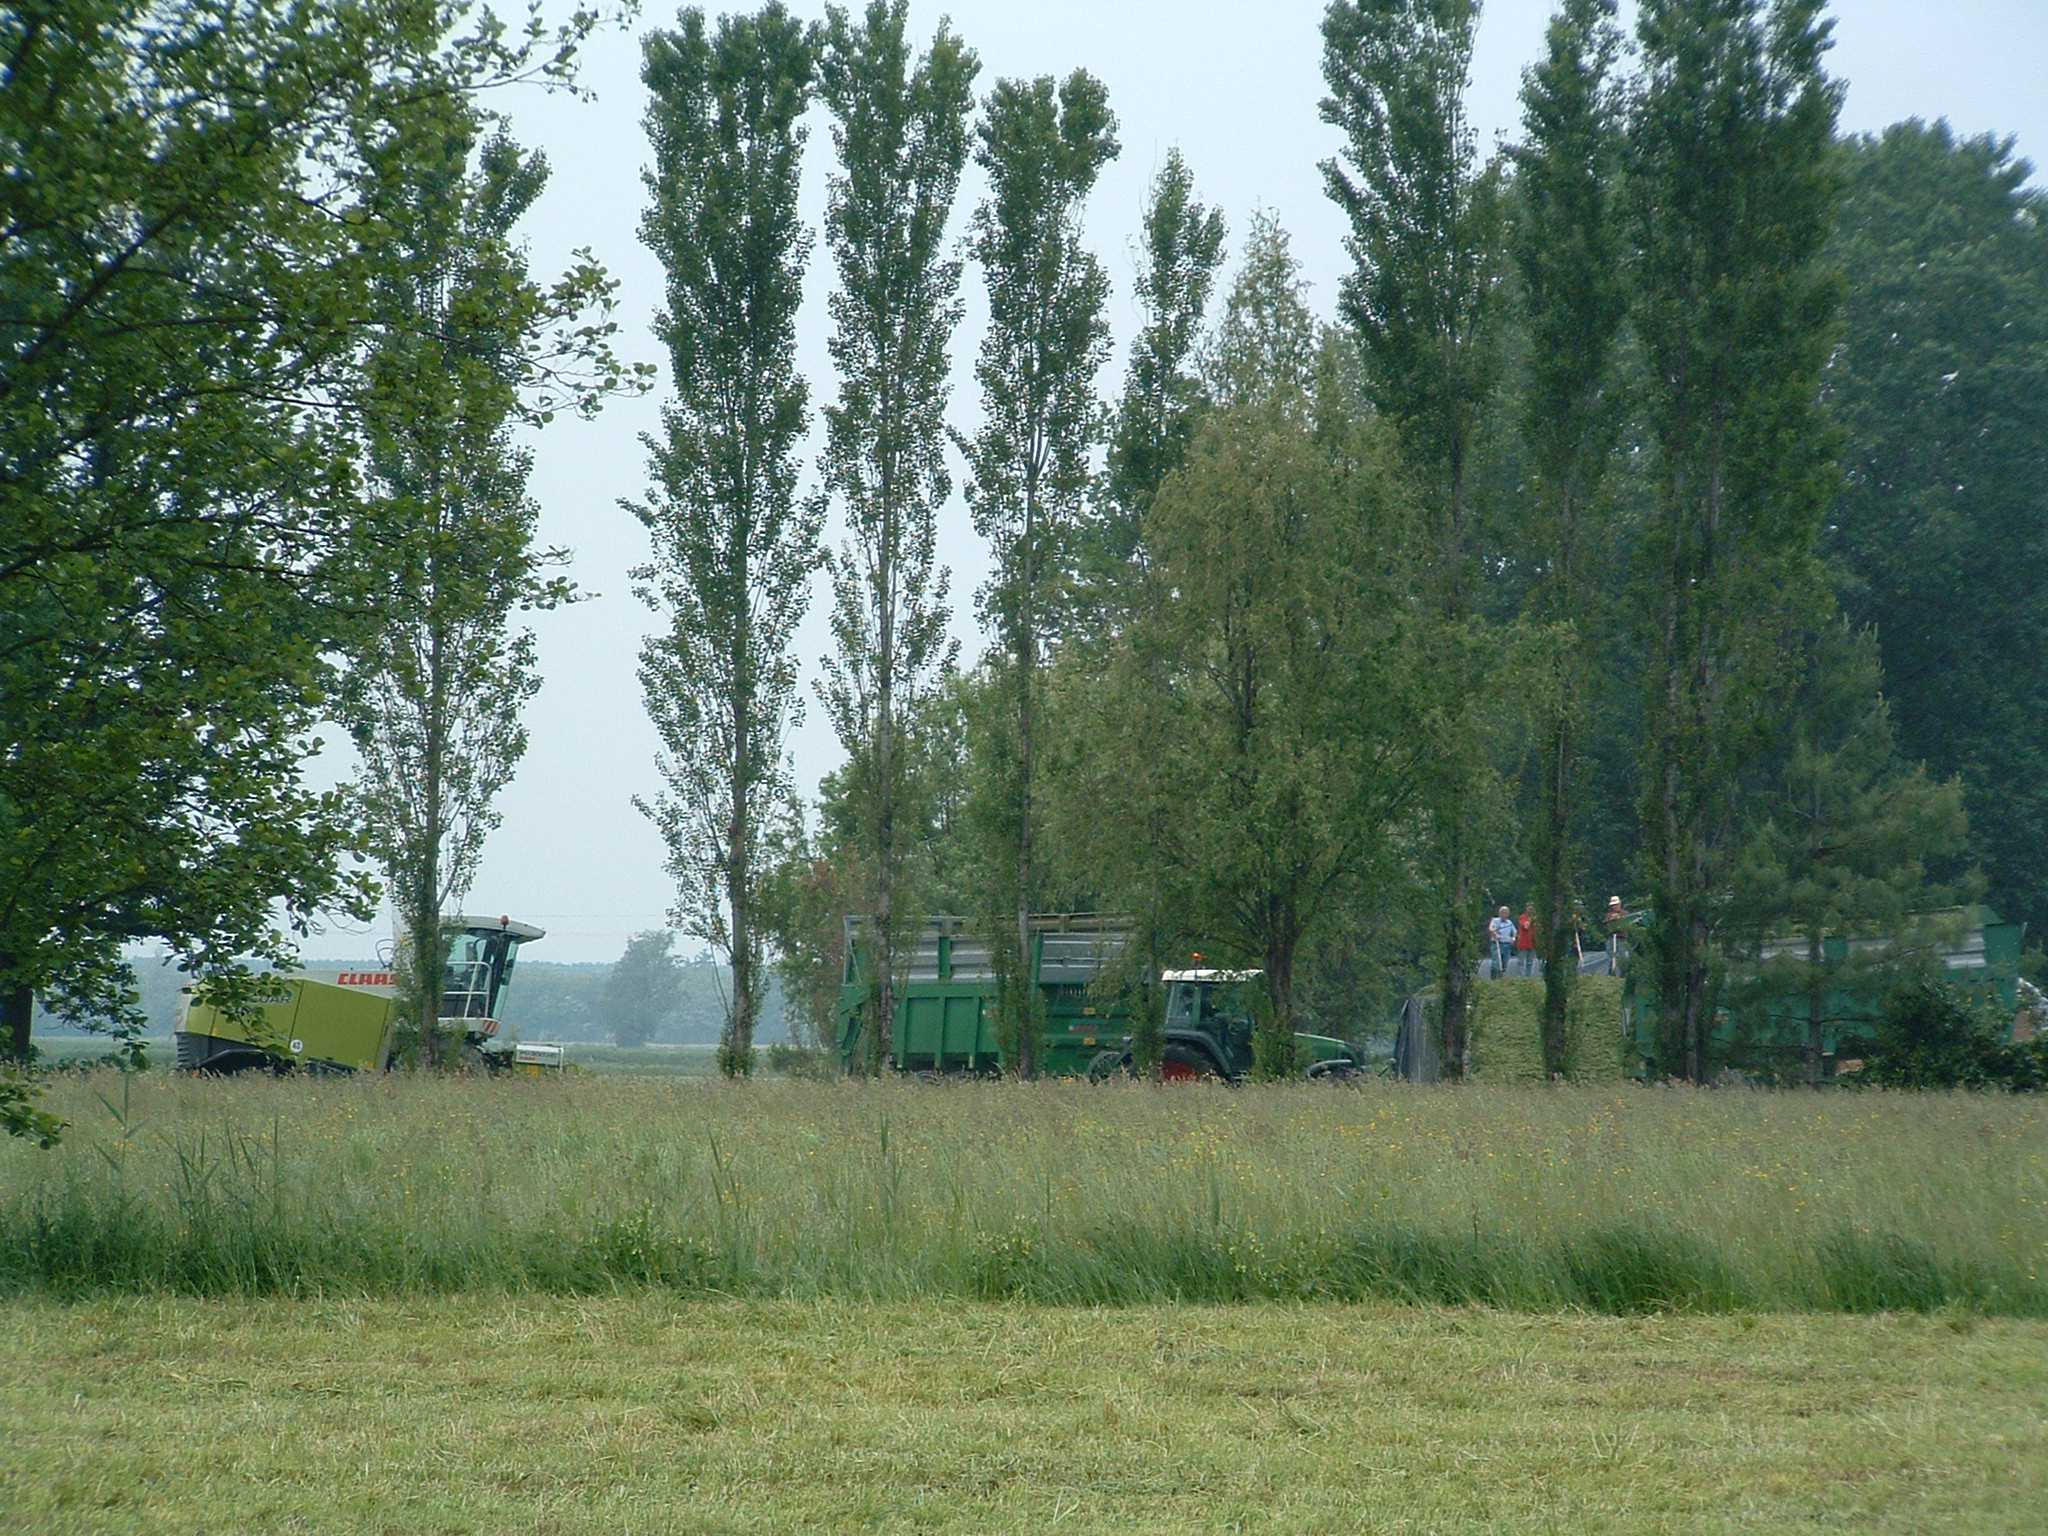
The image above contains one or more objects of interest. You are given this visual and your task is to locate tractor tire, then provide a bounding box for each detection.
[1160,1042,1225,1083]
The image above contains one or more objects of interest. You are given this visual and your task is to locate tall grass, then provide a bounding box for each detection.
[4,1073,2043,1314]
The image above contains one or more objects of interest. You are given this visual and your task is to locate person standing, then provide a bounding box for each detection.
[1488,907,1515,979]
[1515,905,1538,976]
[1604,897,1629,976]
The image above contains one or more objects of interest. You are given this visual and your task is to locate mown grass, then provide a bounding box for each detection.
[2,1074,2043,1314]
[4,1297,2044,1534]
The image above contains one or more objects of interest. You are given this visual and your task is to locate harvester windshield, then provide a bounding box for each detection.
[439,916,544,1026]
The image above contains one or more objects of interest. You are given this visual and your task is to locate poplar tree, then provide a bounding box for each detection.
[1069,149,1227,635]
[1627,0,1843,1081]
[1510,0,1627,1076]
[960,70,1118,1078]
[632,5,820,1078]
[344,102,622,1070]
[1320,0,1507,1076]
[815,1,978,1077]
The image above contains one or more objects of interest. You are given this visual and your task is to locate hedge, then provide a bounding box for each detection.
[1470,976,1626,1083]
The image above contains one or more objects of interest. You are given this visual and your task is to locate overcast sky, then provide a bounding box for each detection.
[303,0,2048,962]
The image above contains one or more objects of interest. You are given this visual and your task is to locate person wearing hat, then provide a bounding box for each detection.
[1604,897,1629,976]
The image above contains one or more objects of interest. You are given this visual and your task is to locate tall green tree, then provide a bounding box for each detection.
[1825,122,2048,944]
[1068,148,1226,636]
[959,69,1118,1078]
[0,0,604,1071]
[1320,0,1509,1076]
[1726,621,1970,1084]
[632,4,821,1079]
[1627,0,1844,1081]
[1088,220,1430,1076]
[814,1,977,1077]
[343,101,623,1070]
[1510,0,1627,1076]
[603,929,686,1048]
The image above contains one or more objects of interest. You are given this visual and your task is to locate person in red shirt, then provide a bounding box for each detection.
[1515,905,1538,976]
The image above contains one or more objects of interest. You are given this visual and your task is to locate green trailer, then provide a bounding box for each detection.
[835,914,1359,1080]
[1624,907,2028,1079]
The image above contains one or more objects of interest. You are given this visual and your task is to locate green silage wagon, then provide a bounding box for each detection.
[834,913,1359,1080]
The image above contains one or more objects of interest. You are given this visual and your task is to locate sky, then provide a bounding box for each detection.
[302,0,2048,962]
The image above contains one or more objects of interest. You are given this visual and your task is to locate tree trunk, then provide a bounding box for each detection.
[1539,483,1581,1080]
[3,979,31,1065]
[1804,931,1825,1087]
[1261,920,1300,1079]
[1539,705,1574,1078]
[417,488,449,1072]
[870,453,898,1080]
[1655,476,1690,1081]
[1440,878,1473,1078]
[1012,471,1038,1081]
[726,758,755,1079]
[1435,444,1473,1080]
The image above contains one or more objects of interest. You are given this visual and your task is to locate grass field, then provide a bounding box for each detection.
[4,1073,2044,1313]
[2,1297,2043,1533]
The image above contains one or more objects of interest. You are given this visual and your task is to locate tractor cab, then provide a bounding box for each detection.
[1163,968,1262,1077]
[1151,966,1360,1081]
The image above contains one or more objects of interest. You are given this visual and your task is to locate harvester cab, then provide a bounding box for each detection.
[418,917,544,1038]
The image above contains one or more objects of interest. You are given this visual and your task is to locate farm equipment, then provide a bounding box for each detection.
[174,915,556,1074]
[1623,906,2028,1080]
[835,914,1359,1080]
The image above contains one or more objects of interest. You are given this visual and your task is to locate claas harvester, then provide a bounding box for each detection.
[175,915,562,1074]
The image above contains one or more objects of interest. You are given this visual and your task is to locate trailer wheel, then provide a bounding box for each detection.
[1086,1049,1133,1083]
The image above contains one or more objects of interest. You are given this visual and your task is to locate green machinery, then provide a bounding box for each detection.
[835,913,1359,1080]
[174,915,550,1074]
[1623,907,2028,1078]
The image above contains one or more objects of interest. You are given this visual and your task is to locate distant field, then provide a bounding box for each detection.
[2,1297,2042,1534]
[5,1074,2044,1314]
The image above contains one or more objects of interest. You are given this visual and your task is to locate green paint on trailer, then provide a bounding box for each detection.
[1623,908,2028,1079]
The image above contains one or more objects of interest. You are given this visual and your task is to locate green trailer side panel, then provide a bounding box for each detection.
[1625,910,2029,1074]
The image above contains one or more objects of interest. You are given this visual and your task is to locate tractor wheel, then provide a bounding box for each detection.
[1086,1049,1133,1083]
[1160,1043,1223,1083]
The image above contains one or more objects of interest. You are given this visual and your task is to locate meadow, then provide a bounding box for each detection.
[3,1073,2043,1314]
[5,1297,2043,1534]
